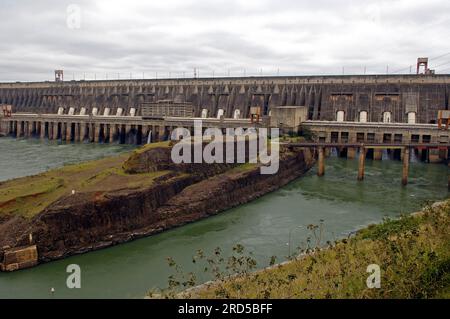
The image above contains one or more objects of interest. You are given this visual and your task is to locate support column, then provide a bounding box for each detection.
[109,124,115,143]
[60,123,65,141]
[22,121,28,137]
[40,122,46,139]
[402,147,410,186]
[94,123,100,143]
[28,121,33,137]
[80,123,86,142]
[74,123,80,142]
[317,147,325,177]
[66,123,72,142]
[8,121,13,135]
[53,122,59,140]
[357,147,365,181]
[88,123,94,142]
[125,124,132,143]
[24,121,29,137]
[158,125,165,141]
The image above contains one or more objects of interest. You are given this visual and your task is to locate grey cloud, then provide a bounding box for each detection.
[1,0,449,82]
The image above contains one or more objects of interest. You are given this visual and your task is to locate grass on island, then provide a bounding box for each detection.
[0,149,169,219]
[164,201,450,299]
[130,141,171,155]
[0,139,259,219]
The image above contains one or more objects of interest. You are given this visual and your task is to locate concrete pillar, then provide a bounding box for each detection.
[48,123,52,139]
[357,147,365,181]
[40,122,46,139]
[347,147,356,159]
[74,123,80,142]
[109,124,115,143]
[29,122,34,137]
[317,147,325,177]
[80,123,86,142]
[24,121,29,137]
[53,123,59,140]
[66,123,72,142]
[373,149,383,160]
[24,121,30,137]
[402,147,410,186]
[125,124,132,143]
[94,124,100,143]
[158,125,165,141]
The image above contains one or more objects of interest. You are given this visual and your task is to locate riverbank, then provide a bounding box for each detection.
[182,200,450,299]
[0,142,315,271]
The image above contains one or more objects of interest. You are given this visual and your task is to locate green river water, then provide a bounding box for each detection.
[0,137,448,298]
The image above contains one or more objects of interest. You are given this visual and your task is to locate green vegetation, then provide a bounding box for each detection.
[131,141,171,155]
[0,148,168,218]
[0,140,261,219]
[229,162,258,173]
[152,201,450,299]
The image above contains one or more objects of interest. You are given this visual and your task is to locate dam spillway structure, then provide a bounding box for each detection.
[0,74,450,156]
[0,74,449,123]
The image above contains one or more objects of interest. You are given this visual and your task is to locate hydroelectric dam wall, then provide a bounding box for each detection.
[1,75,450,123]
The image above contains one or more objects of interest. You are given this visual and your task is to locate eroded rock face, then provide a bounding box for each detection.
[0,146,315,270]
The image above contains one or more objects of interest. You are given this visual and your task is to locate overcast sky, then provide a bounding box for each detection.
[1,0,449,82]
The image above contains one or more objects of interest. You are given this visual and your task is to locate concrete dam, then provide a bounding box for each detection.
[1,74,449,123]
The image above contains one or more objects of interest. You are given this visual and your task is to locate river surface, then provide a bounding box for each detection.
[0,138,448,298]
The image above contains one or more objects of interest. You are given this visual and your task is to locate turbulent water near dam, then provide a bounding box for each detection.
[0,138,448,298]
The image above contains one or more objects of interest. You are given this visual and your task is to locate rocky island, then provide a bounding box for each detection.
[0,141,315,271]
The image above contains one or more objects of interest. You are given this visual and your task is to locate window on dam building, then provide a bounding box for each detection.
[359,111,368,123]
[336,110,345,122]
[407,112,416,124]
